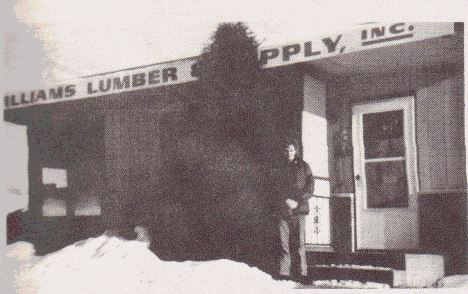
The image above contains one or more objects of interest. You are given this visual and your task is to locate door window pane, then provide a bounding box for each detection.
[365,160,408,208]
[363,110,405,159]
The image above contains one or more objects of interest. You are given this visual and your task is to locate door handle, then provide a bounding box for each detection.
[355,174,361,181]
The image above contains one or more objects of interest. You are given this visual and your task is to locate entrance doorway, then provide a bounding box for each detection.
[352,96,419,250]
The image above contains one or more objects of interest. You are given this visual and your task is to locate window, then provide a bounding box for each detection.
[42,168,68,216]
[363,110,408,208]
[74,194,102,216]
[41,167,101,216]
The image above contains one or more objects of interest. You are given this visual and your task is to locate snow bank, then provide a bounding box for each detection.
[436,275,468,288]
[12,234,297,294]
[2,241,43,294]
[5,241,36,262]
[312,279,390,289]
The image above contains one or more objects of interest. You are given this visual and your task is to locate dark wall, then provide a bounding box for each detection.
[330,196,352,252]
[5,98,108,254]
[419,192,467,275]
[7,211,105,255]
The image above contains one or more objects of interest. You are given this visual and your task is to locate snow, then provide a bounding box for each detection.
[436,275,468,288]
[8,230,460,292]
[312,280,390,289]
[7,234,297,294]
[314,264,392,271]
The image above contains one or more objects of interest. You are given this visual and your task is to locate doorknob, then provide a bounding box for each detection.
[355,174,361,181]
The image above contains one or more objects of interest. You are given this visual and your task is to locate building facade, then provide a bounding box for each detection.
[4,22,466,276]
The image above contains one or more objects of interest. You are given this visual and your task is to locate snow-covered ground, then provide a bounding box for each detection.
[4,230,465,293]
[3,233,297,294]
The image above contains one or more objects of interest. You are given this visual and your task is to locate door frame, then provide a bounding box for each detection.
[352,96,419,250]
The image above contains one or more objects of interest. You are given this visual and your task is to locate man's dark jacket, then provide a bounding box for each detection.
[276,156,314,218]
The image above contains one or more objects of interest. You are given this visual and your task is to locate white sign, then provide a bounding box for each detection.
[259,22,455,68]
[3,22,455,110]
[4,57,199,110]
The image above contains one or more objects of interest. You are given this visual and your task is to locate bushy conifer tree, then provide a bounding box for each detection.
[195,22,263,116]
[191,22,281,163]
[144,23,282,275]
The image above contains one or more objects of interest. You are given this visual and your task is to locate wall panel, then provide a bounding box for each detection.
[416,73,465,191]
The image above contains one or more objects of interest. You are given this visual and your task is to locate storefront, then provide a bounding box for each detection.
[4,22,466,275]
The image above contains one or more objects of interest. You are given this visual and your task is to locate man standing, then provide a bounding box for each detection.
[278,140,314,281]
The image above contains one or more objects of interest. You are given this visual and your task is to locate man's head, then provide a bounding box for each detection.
[286,144,297,162]
[284,138,301,161]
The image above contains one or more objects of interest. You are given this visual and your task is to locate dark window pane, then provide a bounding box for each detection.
[365,160,408,208]
[363,110,405,159]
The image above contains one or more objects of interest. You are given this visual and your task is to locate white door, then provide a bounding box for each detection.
[352,97,419,250]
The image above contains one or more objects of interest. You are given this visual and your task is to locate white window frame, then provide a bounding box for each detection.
[352,96,419,210]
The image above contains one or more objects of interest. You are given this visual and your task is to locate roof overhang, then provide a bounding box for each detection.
[4,22,462,111]
[306,32,463,78]
[259,22,462,78]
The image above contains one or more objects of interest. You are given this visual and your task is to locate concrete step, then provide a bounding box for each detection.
[306,265,394,287]
[306,251,406,270]
[302,251,408,287]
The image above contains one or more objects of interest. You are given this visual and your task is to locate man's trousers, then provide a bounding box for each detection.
[279,214,307,277]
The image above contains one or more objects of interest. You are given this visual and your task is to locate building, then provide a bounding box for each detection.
[4,22,466,280]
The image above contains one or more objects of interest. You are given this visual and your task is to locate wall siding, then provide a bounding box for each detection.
[416,73,465,191]
[104,105,164,228]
